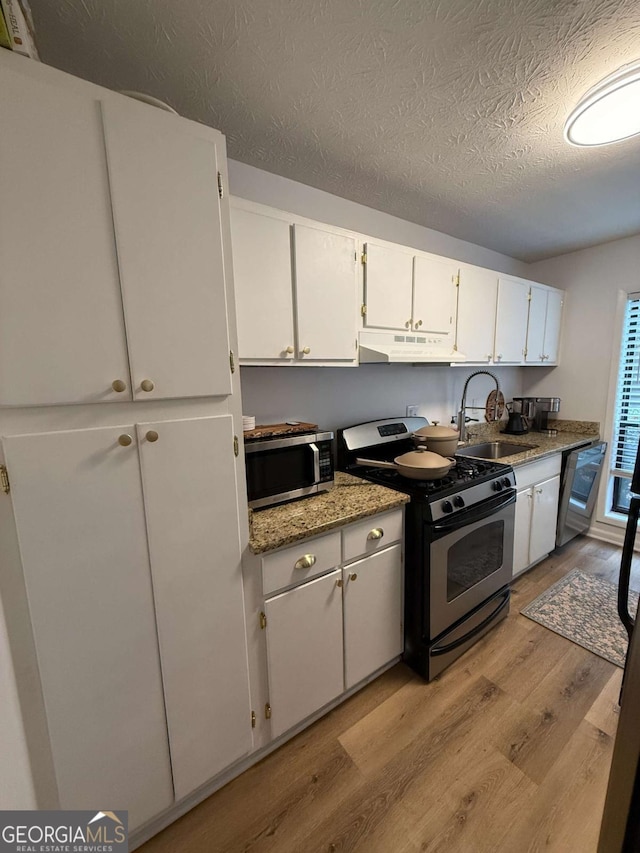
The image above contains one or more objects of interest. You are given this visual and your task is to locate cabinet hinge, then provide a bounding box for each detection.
[217,171,224,199]
[251,710,256,729]
[265,702,272,720]
[361,252,367,265]
[259,611,267,630]
[229,350,236,374]
[233,435,239,457]
[361,304,367,316]
[0,465,9,495]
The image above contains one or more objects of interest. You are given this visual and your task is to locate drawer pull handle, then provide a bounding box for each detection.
[349,572,358,581]
[367,528,384,540]
[295,554,316,570]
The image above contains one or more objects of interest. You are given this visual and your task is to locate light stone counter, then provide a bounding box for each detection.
[248,471,410,555]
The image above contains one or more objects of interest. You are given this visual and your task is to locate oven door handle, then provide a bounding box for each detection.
[432,489,516,533]
[431,588,510,656]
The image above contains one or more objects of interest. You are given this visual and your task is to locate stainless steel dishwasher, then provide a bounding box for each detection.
[556,440,608,546]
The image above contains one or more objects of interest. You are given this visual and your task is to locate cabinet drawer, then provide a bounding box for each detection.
[514,454,561,489]
[262,531,341,596]
[342,509,403,563]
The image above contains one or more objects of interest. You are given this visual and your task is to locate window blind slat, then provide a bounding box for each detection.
[612,294,640,478]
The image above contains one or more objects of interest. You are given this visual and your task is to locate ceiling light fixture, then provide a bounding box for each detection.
[564,61,640,146]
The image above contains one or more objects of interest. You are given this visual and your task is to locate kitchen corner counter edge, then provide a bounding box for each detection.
[248,471,410,555]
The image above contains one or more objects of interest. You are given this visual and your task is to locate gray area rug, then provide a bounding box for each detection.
[521,569,639,668]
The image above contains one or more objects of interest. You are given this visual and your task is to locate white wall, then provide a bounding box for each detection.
[525,234,640,422]
[229,160,529,428]
[240,364,522,435]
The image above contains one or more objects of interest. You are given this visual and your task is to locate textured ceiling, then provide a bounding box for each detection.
[26,0,640,261]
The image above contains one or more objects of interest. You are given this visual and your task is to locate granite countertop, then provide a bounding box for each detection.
[248,471,410,555]
[462,419,601,467]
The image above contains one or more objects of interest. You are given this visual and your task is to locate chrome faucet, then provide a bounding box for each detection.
[457,370,500,442]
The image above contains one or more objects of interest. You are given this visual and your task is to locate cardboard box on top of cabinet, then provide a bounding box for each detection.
[0,0,39,59]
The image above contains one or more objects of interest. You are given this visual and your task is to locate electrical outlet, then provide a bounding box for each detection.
[406,405,419,417]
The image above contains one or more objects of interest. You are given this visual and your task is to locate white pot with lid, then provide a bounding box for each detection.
[411,425,460,457]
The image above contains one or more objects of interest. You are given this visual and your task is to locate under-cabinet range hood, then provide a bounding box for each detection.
[358,330,466,364]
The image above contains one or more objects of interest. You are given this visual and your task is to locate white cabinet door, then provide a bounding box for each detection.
[412,255,458,338]
[343,544,403,689]
[529,475,561,565]
[102,99,232,400]
[231,208,295,360]
[543,289,564,363]
[513,488,533,578]
[525,286,548,364]
[456,266,498,363]
[137,415,252,800]
[3,426,173,828]
[265,571,344,738]
[0,67,131,406]
[363,242,413,330]
[293,224,358,361]
[494,277,529,364]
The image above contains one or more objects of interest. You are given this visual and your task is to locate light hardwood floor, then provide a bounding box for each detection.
[140,535,637,853]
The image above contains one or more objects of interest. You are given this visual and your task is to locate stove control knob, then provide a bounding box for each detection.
[502,477,512,488]
[492,480,504,492]
[453,495,465,508]
[441,500,453,514]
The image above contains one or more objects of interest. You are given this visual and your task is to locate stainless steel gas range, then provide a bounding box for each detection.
[338,417,516,681]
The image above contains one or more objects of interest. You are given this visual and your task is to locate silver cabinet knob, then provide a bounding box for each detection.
[118,434,133,447]
[285,346,294,354]
[415,320,423,328]
[367,527,384,541]
[496,354,502,361]
[336,578,344,588]
[301,347,311,355]
[294,554,316,570]
[140,379,155,392]
[111,379,126,393]
[349,572,358,581]
[405,320,411,329]
[146,430,159,442]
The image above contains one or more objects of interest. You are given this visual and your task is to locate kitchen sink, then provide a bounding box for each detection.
[456,441,537,460]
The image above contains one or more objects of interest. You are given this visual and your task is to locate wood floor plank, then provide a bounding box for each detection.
[585,668,623,737]
[498,719,615,853]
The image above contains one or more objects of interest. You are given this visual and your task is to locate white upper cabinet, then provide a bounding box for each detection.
[231,208,295,359]
[363,241,414,330]
[412,254,458,342]
[231,201,358,364]
[0,66,130,406]
[525,285,563,364]
[494,277,530,364]
[293,224,358,361]
[0,51,233,406]
[455,265,498,363]
[102,99,232,399]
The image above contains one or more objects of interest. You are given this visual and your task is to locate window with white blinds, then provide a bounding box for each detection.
[611,293,640,512]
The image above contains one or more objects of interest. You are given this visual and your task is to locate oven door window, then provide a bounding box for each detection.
[246,446,314,501]
[447,520,504,602]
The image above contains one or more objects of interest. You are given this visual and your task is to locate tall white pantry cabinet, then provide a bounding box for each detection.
[0,50,253,832]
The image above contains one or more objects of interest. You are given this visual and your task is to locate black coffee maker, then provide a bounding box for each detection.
[502,398,535,434]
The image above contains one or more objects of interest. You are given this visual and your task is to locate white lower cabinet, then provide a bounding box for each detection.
[259,509,404,740]
[265,571,345,739]
[2,415,252,825]
[513,456,562,578]
[343,544,403,690]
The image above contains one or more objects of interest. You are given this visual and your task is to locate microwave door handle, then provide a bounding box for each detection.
[309,443,320,482]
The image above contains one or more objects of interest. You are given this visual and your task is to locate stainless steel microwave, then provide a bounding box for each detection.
[245,430,334,509]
